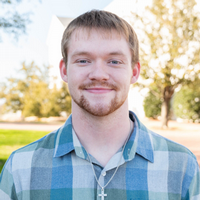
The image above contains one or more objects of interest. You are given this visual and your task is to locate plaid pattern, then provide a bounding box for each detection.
[0,111,199,200]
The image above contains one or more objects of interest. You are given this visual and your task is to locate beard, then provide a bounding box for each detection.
[70,81,128,117]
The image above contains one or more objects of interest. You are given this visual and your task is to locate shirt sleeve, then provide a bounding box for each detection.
[184,160,200,200]
[0,153,18,200]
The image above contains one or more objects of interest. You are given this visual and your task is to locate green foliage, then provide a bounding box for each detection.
[0,0,30,40]
[173,79,200,122]
[0,129,49,173]
[0,62,71,118]
[56,83,72,114]
[143,86,162,119]
[132,0,200,125]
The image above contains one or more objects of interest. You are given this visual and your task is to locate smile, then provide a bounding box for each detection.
[84,88,113,94]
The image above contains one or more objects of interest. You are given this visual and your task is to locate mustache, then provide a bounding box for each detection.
[79,81,119,91]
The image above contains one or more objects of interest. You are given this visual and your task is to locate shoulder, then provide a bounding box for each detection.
[131,111,198,167]
[146,130,200,198]
[0,129,61,198]
[14,130,56,155]
[148,129,199,174]
[4,130,58,173]
[149,130,196,158]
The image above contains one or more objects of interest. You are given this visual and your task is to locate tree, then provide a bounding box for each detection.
[143,85,162,119]
[56,82,72,114]
[173,78,200,122]
[132,0,200,127]
[0,0,38,40]
[0,62,71,118]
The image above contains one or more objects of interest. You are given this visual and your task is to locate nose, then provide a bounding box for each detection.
[88,60,109,81]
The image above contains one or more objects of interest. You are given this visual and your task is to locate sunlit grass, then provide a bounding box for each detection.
[0,129,49,173]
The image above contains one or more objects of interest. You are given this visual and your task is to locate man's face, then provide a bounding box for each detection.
[60,29,140,116]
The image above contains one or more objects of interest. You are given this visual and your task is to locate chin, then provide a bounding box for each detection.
[75,95,126,117]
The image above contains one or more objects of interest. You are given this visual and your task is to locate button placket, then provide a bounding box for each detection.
[96,170,106,199]
[98,170,105,186]
[102,171,106,177]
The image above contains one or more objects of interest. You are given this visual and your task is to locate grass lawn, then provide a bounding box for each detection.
[0,129,49,173]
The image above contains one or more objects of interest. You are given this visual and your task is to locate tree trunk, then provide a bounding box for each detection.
[161,86,174,128]
[161,98,170,128]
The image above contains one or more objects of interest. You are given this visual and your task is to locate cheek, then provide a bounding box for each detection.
[121,76,132,92]
[69,67,88,80]
[67,70,79,84]
[67,71,85,92]
[66,74,78,92]
[116,72,131,85]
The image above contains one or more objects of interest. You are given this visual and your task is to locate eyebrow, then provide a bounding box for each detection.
[108,51,126,57]
[71,51,91,59]
[71,50,127,58]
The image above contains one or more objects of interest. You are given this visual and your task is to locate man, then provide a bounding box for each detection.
[0,10,199,200]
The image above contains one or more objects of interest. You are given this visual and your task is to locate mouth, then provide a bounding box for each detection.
[79,82,118,93]
[84,87,113,94]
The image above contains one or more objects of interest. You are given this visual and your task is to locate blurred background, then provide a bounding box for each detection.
[0,0,200,171]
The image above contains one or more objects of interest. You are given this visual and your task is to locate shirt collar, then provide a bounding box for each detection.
[123,111,154,163]
[54,114,74,157]
[53,115,89,159]
[53,112,154,163]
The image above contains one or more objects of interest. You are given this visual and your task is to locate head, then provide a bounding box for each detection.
[61,10,139,68]
[60,10,140,117]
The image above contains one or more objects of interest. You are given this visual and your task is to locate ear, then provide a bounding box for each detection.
[131,62,140,84]
[59,59,68,83]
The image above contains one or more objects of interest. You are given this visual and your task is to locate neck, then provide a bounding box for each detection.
[72,100,132,167]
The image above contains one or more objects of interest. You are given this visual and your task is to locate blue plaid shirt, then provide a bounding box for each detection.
[0,111,200,200]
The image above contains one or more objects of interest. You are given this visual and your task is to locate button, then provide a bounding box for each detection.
[102,171,106,176]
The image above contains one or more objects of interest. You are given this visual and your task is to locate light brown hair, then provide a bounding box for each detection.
[61,10,139,68]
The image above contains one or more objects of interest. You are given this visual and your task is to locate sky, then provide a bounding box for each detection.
[0,0,114,82]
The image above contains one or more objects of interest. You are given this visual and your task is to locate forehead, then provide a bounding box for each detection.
[69,28,125,44]
[67,28,131,56]
[66,28,132,67]
[67,28,132,65]
[72,28,122,39]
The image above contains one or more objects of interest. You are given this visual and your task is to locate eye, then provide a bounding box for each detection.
[75,59,91,65]
[111,60,119,64]
[109,60,122,65]
[78,59,88,63]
